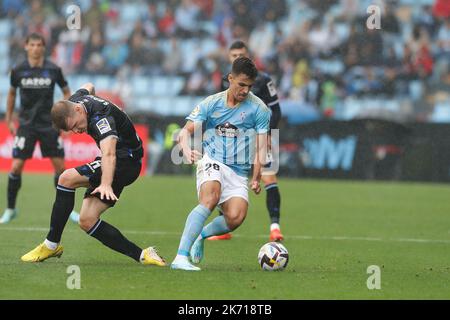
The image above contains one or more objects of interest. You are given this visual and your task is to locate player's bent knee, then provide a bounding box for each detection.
[200,193,220,211]
[262,174,277,185]
[225,211,247,231]
[79,215,97,232]
[57,169,78,188]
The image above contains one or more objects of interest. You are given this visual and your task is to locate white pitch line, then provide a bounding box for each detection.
[1,226,450,244]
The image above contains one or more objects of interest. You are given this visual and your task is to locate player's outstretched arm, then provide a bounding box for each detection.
[91,136,118,201]
[251,133,269,194]
[62,86,71,99]
[5,87,17,135]
[80,82,95,95]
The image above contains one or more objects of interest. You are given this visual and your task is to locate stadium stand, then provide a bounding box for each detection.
[0,0,449,122]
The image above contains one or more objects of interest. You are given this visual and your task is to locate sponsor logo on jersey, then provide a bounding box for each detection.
[96,118,112,135]
[20,77,52,88]
[215,122,239,138]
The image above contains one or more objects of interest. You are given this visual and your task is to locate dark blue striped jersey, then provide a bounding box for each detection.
[10,59,68,128]
[69,89,143,160]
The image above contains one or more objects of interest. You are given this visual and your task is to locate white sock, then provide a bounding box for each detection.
[270,223,281,231]
[139,250,145,262]
[173,254,189,263]
[44,239,58,250]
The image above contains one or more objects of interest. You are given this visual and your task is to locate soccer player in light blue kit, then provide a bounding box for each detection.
[171,57,271,271]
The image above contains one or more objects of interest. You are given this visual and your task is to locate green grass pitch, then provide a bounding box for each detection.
[0,173,449,299]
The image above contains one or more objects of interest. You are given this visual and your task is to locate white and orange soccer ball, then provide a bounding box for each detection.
[258,242,289,271]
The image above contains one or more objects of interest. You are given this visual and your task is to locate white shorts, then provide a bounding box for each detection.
[196,154,248,204]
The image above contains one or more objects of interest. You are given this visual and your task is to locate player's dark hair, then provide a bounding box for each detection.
[229,40,248,51]
[25,33,46,46]
[231,56,258,80]
[51,101,75,131]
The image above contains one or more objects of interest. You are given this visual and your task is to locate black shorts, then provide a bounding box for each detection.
[12,126,65,159]
[75,157,142,207]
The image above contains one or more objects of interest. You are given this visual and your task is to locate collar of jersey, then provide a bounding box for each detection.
[225,89,242,109]
[80,101,88,114]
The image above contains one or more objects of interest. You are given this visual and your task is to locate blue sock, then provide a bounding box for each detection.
[200,215,231,239]
[177,204,211,256]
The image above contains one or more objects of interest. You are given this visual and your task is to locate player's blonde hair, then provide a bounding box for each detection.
[51,100,77,131]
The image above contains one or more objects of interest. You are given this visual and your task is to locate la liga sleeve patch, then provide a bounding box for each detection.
[96,118,112,134]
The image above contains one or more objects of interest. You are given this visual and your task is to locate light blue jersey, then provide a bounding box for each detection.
[187,90,271,176]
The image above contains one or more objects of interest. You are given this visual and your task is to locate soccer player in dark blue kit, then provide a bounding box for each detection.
[21,83,166,266]
[208,40,284,242]
[0,33,79,224]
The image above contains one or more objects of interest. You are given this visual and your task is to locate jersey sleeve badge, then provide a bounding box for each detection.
[96,118,112,134]
[267,81,277,97]
[190,105,200,117]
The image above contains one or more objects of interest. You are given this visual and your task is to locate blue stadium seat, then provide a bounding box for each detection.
[93,75,111,90]
[152,77,170,96]
[0,94,6,113]
[0,57,9,74]
[159,39,171,55]
[152,96,173,115]
[168,76,185,96]
[0,20,11,39]
[173,96,196,116]
[120,3,146,22]
[131,76,150,96]
[133,96,153,112]
[200,39,219,56]
[0,76,10,93]
[0,40,9,55]
[409,81,424,101]
[70,75,91,90]
[430,102,450,123]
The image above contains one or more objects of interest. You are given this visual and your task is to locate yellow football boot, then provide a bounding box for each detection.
[140,247,166,266]
[21,243,64,262]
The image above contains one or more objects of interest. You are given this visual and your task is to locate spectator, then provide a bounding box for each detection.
[436,18,450,57]
[181,60,209,95]
[1,0,25,17]
[102,41,129,74]
[146,38,165,75]
[104,9,130,43]
[158,7,176,37]
[163,37,182,75]
[175,0,201,38]
[84,0,103,31]
[249,21,276,62]
[433,0,450,19]
[127,33,150,75]
[232,1,256,32]
[128,20,149,47]
[81,25,104,72]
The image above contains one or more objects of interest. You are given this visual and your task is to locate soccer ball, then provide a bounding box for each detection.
[258,242,289,271]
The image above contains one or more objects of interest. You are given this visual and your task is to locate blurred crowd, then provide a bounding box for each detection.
[1,0,450,121]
